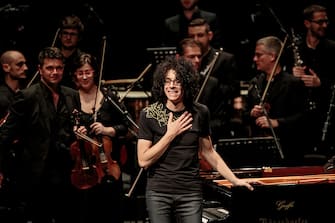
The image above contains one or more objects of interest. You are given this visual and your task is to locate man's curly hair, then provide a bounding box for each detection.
[151,56,199,109]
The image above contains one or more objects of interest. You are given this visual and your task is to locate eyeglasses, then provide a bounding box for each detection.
[164,78,182,86]
[45,66,64,72]
[61,31,79,37]
[75,69,94,77]
[254,52,271,58]
[310,19,329,25]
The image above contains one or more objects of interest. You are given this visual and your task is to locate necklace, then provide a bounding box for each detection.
[80,89,103,114]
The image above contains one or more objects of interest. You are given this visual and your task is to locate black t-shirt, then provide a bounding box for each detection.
[138,101,210,194]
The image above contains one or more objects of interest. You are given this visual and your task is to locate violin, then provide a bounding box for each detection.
[91,36,121,184]
[70,110,100,190]
[93,135,121,183]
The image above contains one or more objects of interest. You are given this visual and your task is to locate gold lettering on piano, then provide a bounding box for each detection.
[259,217,308,223]
[276,200,295,211]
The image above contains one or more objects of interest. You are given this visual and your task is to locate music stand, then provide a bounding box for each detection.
[146,47,176,65]
[216,137,281,168]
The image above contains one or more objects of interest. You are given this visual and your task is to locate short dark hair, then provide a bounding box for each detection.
[177,38,202,55]
[188,18,211,33]
[38,47,64,65]
[303,4,327,21]
[72,52,100,83]
[60,15,84,34]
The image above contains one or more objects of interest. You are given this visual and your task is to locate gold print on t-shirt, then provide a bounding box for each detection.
[144,102,169,127]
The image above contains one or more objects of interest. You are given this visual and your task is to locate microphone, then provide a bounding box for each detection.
[84,3,104,25]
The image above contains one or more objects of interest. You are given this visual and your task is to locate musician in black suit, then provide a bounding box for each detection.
[0,51,28,118]
[57,15,85,89]
[176,38,226,144]
[188,18,240,141]
[289,4,335,159]
[0,50,28,221]
[246,36,308,166]
[176,38,218,103]
[0,47,84,223]
[162,0,223,49]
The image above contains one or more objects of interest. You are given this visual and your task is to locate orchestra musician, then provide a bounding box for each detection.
[0,50,28,221]
[71,52,129,223]
[176,38,219,109]
[245,36,308,166]
[162,0,224,49]
[0,47,86,223]
[289,4,335,159]
[57,14,85,89]
[137,56,254,223]
[188,18,240,142]
[0,50,28,119]
[176,38,220,171]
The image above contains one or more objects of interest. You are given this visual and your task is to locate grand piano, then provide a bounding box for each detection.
[201,165,335,223]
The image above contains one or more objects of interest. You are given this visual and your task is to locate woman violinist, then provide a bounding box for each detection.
[72,52,129,223]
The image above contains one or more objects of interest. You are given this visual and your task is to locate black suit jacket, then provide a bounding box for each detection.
[199,48,240,139]
[0,81,80,183]
[163,9,223,48]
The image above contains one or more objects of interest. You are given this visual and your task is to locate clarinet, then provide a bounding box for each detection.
[321,84,335,142]
[290,28,316,111]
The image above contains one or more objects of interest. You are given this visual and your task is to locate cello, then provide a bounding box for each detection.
[70,110,100,189]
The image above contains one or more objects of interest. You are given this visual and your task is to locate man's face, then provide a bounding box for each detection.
[253,44,274,73]
[188,25,212,51]
[182,46,202,71]
[164,69,184,105]
[59,28,80,49]
[305,11,329,38]
[39,58,64,87]
[4,53,28,80]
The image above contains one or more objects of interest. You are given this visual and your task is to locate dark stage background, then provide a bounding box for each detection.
[1,0,335,86]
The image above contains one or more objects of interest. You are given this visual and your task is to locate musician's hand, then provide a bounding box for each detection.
[293,66,320,87]
[90,122,105,135]
[250,105,263,118]
[256,116,278,128]
[73,125,88,138]
[292,66,307,78]
[301,68,321,87]
[233,178,257,191]
[166,112,192,138]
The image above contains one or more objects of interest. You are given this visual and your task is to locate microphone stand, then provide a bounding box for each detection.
[264,2,288,35]
[119,64,152,103]
[101,88,138,137]
[102,88,144,197]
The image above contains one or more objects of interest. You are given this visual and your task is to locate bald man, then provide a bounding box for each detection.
[0,50,28,119]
